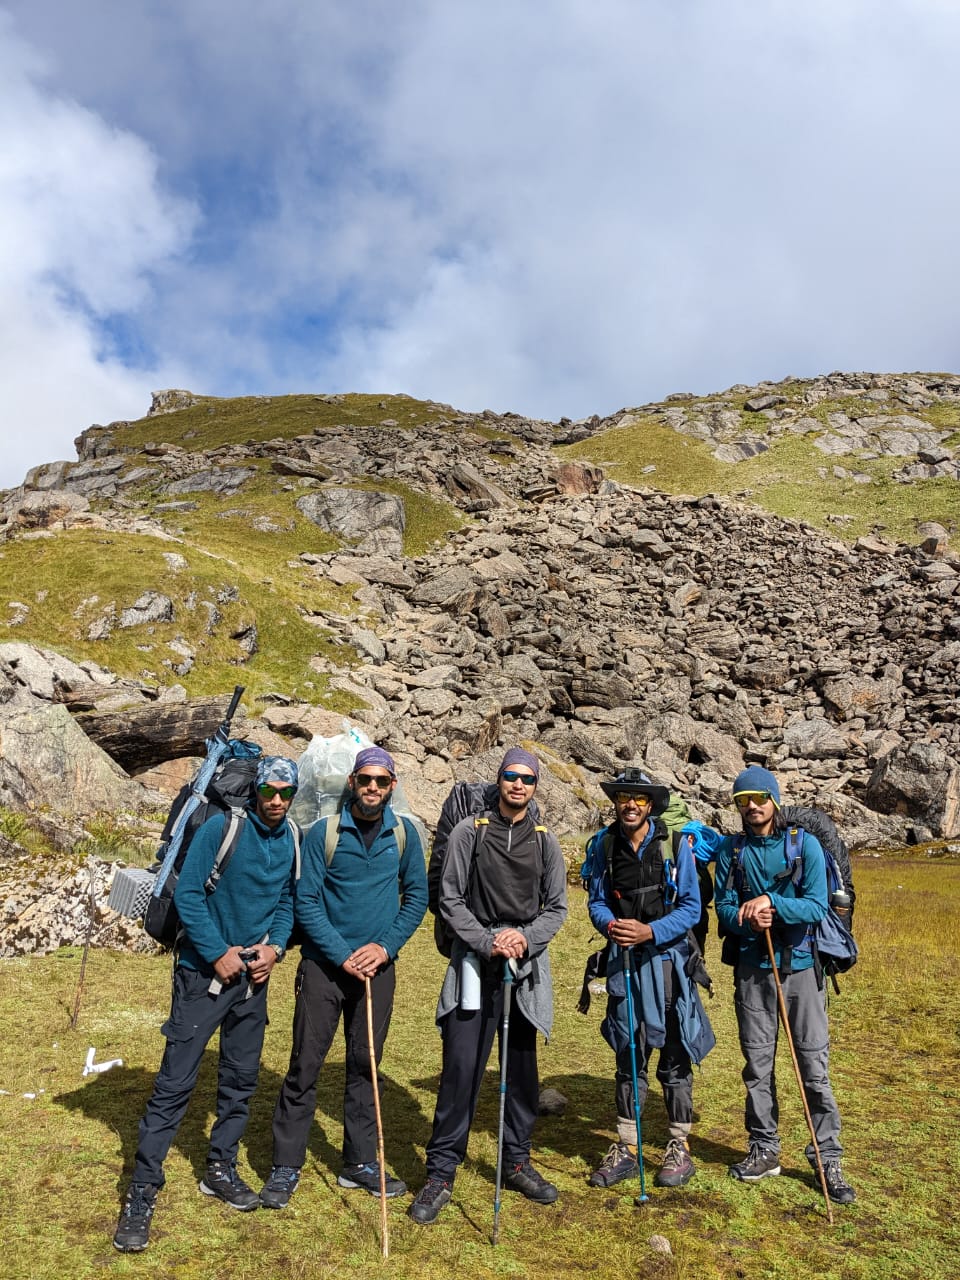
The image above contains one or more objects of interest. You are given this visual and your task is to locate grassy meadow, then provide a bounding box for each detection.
[2,854,959,1280]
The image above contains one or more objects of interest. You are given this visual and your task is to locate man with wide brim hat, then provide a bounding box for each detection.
[599,769,671,813]
[584,767,713,1194]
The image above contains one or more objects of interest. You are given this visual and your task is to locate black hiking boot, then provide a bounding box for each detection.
[199,1161,260,1210]
[259,1165,301,1209]
[337,1162,406,1197]
[655,1138,696,1187]
[588,1141,638,1188]
[822,1160,856,1204]
[729,1144,781,1182]
[113,1182,158,1252]
[503,1160,558,1203]
[407,1177,453,1224]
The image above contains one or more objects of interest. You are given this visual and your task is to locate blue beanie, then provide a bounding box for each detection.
[732,765,780,807]
[256,756,299,789]
[499,748,540,779]
[353,746,397,776]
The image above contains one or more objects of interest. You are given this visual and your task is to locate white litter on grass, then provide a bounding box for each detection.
[22,1090,45,1099]
[83,1046,123,1077]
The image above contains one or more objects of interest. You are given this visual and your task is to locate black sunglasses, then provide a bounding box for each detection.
[256,783,297,801]
[502,770,537,786]
[354,773,393,790]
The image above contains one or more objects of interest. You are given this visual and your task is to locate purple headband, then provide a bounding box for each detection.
[353,746,396,777]
[498,748,539,780]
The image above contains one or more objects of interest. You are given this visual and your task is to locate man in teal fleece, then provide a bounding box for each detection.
[715,765,855,1205]
[261,745,427,1208]
[114,755,301,1253]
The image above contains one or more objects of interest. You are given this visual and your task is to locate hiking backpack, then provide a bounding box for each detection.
[725,819,858,988]
[144,742,294,947]
[427,780,545,957]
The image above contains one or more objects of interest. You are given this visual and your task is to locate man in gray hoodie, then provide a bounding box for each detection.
[407,748,568,1225]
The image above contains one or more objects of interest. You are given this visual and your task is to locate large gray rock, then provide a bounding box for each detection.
[865,743,960,837]
[297,488,406,541]
[0,703,146,817]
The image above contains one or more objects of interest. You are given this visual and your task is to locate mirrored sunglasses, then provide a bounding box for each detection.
[734,791,772,810]
[256,783,297,801]
[502,770,537,786]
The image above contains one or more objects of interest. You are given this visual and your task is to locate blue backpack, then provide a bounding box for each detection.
[728,825,858,988]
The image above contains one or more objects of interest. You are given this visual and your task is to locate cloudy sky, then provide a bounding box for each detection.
[1,1,958,490]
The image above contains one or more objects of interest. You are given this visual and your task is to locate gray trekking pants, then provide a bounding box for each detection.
[734,962,843,1163]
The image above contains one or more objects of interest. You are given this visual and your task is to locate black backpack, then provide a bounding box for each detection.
[144,751,263,947]
[427,780,543,957]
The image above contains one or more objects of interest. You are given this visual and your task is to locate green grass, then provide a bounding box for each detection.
[560,418,960,545]
[2,856,958,1279]
[92,392,455,456]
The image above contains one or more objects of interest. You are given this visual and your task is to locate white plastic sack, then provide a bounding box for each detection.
[291,722,427,850]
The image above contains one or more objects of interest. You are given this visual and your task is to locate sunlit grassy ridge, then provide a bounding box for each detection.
[560,411,960,544]
[2,857,957,1280]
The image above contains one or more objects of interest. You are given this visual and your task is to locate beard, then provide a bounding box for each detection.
[351,789,388,820]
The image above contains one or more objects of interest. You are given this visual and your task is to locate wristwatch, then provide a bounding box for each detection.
[270,943,285,963]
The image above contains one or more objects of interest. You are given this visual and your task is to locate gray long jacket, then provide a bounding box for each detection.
[435,810,568,1039]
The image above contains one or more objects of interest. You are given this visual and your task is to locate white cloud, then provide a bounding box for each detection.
[1,0,959,488]
[0,15,196,489]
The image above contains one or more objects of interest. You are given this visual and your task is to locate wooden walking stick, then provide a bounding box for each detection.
[364,976,389,1258]
[763,928,834,1224]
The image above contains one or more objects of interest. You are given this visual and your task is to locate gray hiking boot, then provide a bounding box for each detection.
[407,1177,453,1224]
[822,1160,856,1204]
[655,1137,696,1187]
[260,1165,301,1209]
[337,1162,406,1197]
[199,1161,260,1210]
[503,1160,558,1203]
[729,1144,781,1182]
[588,1141,638,1188]
[113,1182,158,1252]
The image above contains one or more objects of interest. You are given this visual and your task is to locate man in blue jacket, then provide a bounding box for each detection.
[585,769,714,1192]
[715,765,855,1204]
[260,746,427,1208]
[114,755,301,1253]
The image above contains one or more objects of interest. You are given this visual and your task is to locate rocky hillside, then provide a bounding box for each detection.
[1,371,958,954]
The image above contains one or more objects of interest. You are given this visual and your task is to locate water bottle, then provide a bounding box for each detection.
[830,888,852,921]
[460,951,482,1010]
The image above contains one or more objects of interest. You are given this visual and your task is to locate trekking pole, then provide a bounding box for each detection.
[70,861,98,1030]
[364,976,389,1258]
[621,946,649,1205]
[492,958,515,1245]
[763,928,834,1225]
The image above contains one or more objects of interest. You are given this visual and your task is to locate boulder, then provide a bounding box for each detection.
[865,743,960,837]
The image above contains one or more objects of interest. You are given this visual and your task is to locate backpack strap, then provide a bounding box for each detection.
[203,807,247,894]
[784,826,804,886]
[323,812,408,866]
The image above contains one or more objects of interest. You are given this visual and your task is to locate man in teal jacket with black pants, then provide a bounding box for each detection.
[715,765,855,1205]
[261,746,427,1208]
[114,755,301,1253]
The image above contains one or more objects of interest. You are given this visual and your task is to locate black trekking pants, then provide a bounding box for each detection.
[425,978,539,1183]
[271,955,395,1169]
[132,965,269,1187]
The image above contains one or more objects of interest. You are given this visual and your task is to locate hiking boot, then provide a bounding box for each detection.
[588,1141,638,1188]
[655,1138,696,1188]
[113,1182,158,1252]
[407,1177,452,1224]
[729,1144,781,1182]
[199,1161,260,1210]
[259,1165,301,1209]
[337,1162,406,1198]
[503,1160,558,1203]
[822,1160,856,1204]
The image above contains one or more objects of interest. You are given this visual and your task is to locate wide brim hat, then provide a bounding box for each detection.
[600,774,670,814]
